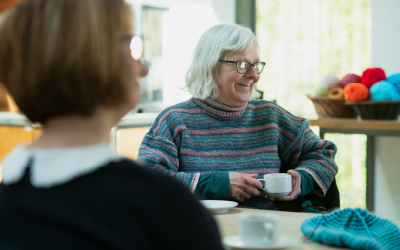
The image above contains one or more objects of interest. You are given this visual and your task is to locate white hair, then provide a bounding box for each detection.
[184,24,261,100]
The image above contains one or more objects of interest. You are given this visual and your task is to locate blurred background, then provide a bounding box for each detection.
[1,0,399,220]
[126,0,371,209]
[123,0,400,219]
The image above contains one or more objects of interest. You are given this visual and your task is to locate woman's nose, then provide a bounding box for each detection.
[139,62,149,77]
[245,66,258,78]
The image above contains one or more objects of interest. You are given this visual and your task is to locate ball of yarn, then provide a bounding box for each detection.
[327,87,344,99]
[340,73,361,88]
[301,208,400,250]
[386,73,400,93]
[370,80,400,101]
[313,86,329,97]
[361,68,386,89]
[320,74,341,89]
[344,83,369,102]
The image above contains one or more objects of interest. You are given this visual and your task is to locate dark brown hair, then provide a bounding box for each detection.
[0,0,133,123]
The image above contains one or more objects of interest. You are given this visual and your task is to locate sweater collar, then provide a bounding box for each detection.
[194,98,247,119]
[0,143,124,188]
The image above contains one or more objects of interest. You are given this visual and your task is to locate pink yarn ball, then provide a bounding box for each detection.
[341,74,361,88]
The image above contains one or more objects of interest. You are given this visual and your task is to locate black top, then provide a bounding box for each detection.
[0,160,224,250]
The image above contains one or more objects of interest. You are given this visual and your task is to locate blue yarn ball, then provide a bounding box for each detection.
[370,80,400,101]
[386,73,400,93]
[301,208,400,250]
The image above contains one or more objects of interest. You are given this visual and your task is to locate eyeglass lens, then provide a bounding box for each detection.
[236,61,264,74]
[130,36,143,60]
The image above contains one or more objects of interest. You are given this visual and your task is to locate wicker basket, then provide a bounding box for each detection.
[308,95,357,119]
[345,101,400,120]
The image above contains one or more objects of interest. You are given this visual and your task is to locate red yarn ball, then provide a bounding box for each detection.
[344,83,369,102]
[340,74,361,88]
[361,68,386,89]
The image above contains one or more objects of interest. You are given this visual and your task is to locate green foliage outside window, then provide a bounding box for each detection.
[256,0,371,208]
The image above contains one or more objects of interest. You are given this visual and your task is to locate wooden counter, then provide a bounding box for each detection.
[309,118,400,132]
[0,112,158,162]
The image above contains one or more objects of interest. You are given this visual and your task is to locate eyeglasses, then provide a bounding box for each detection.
[219,60,266,74]
[119,34,143,60]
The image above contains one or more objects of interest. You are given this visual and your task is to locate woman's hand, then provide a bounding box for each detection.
[229,172,262,202]
[266,170,301,201]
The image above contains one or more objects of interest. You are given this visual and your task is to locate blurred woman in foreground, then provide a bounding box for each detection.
[0,0,224,249]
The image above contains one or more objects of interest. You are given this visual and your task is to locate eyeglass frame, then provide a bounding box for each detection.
[218,60,266,74]
[119,34,144,60]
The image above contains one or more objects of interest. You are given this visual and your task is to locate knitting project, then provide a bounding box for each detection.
[301,208,400,250]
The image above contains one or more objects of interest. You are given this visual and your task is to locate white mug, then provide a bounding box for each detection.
[259,173,292,198]
[240,213,279,246]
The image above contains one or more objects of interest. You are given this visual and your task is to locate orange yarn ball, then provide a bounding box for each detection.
[344,83,369,102]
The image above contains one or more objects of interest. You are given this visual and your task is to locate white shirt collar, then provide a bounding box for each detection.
[0,143,124,188]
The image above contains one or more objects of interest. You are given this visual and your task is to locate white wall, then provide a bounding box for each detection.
[371,0,400,220]
[126,0,235,109]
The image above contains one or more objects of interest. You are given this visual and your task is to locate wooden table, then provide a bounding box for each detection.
[308,118,400,212]
[213,208,400,250]
[0,111,159,158]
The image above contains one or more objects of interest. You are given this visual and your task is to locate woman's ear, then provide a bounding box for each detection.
[212,66,220,85]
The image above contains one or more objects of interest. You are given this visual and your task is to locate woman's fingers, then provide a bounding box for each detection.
[273,188,300,201]
[288,170,301,191]
[234,194,243,202]
[233,191,251,201]
[268,169,302,201]
[229,172,261,201]
[248,174,258,178]
[245,175,263,189]
[242,191,252,199]
[243,183,261,196]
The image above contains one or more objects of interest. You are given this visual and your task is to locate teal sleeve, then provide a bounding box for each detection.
[297,170,319,197]
[194,172,231,200]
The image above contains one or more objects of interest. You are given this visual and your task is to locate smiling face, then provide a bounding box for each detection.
[215,45,260,106]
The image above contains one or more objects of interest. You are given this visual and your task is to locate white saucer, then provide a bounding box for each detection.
[223,235,299,249]
[266,192,290,198]
[200,200,238,213]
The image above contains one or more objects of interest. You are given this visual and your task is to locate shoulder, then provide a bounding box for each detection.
[247,99,307,126]
[93,160,196,197]
[153,99,193,125]
[148,98,200,136]
[156,98,197,120]
[93,159,173,184]
[92,160,215,217]
[99,161,223,249]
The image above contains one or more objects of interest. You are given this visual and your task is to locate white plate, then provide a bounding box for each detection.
[223,235,299,249]
[266,192,290,198]
[200,200,238,213]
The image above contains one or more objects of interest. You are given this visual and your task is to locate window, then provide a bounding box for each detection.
[256,0,371,208]
[127,1,225,113]
[140,6,169,103]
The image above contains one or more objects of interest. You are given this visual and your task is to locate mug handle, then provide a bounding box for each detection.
[259,179,265,189]
[264,222,274,240]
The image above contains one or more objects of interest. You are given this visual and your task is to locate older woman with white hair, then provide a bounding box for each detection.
[138,24,339,210]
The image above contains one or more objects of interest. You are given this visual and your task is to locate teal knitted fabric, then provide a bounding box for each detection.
[301,208,400,250]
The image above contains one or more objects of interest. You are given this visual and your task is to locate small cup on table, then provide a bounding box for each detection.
[259,173,292,198]
[239,213,280,246]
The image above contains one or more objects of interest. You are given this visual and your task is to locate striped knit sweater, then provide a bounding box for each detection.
[138,98,338,209]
